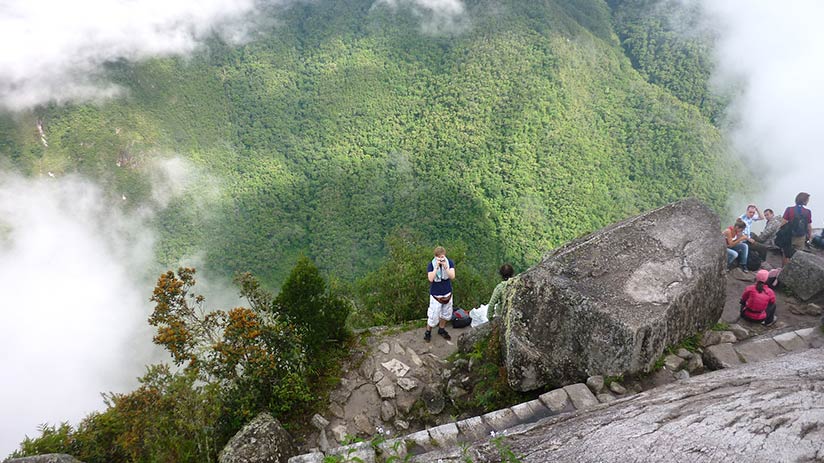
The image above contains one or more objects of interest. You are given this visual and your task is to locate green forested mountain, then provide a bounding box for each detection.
[0,0,739,288]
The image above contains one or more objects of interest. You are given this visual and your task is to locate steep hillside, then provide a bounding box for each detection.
[0,0,741,287]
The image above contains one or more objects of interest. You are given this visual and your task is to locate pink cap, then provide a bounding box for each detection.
[756,269,769,283]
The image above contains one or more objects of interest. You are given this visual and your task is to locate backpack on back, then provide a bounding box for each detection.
[790,206,808,237]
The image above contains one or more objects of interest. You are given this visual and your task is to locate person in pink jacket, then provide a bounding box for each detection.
[740,269,777,326]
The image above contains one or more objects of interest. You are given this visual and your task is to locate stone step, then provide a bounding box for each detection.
[287,382,602,463]
[290,326,824,463]
[703,326,823,369]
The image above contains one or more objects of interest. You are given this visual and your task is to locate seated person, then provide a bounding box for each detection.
[487,263,514,318]
[723,219,750,273]
[752,208,783,247]
[740,204,767,260]
[740,269,777,326]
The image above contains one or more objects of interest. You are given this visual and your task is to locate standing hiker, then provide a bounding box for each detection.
[781,192,812,264]
[425,246,456,342]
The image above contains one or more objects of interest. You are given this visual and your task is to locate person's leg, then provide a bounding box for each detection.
[735,243,749,271]
[764,303,776,325]
[437,297,453,340]
[425,296,439,341]
[727,248,738,268]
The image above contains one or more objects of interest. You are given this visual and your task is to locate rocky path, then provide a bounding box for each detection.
[292,247,824,461]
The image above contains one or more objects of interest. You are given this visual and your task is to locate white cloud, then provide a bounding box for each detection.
[697,1,824,220]
[0,160,235,456]
[0,0,264,110]
[373,0,468,34]
[0,173,158,456]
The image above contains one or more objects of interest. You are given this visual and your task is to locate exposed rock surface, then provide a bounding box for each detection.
[781,251,824,301]
[447,348,824,462]
[219,412,295,463]
[501,199,726,390]
[5,456,84,463]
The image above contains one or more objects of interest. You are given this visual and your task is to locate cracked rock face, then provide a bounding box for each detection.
[218,412,295,463]
[501,199,726,391]
[463,348,824,462]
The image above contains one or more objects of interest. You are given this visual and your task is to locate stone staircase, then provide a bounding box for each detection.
[289,324,824,463]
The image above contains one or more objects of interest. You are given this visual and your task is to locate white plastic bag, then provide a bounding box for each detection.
[469,304,489,327]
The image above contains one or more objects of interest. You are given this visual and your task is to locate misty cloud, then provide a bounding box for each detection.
[696,1,824,217]
[0,159,235,456]
[0,0,266,110]
[0,173,158,455]
[373,0,468,34]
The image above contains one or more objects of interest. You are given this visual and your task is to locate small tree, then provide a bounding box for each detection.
[147,267,311,428]
[273,256,351,370]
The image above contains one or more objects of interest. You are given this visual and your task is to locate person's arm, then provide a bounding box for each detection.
[808,212,813,241]
[740,287,752,306]
[723,230,743,247]
[427,262,436,282]
[754,206,763,221]
[446,259,456,280]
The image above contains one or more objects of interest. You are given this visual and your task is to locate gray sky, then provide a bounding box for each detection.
[700,1,824,223]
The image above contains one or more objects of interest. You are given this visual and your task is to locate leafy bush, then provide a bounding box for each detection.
[356,231,495,325]
[273,256,352,371]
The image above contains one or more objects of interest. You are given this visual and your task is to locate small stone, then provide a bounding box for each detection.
[380,401,396,422]
[701,331,722,347]
[378,342,390,354]
[394,419,409,430]
[597,392,616,403]
[393,342,405,355]
[372,370,385,383]
[354,414,373,435]
[422,384,446,415]
[311,414,329,430]
[674,370,690,380]
[719,331,737,344]
[539,388,570,412]
[329,404,345,419]
[563,383,599,409]
[317,429,330,452]
[686,355,704,374]
[586,375,605,394]
[397,377,417,391]
[728,323,750,340]
[448,385,468,401]
[675,348,693,359]
[703,343,742,369]
[663,354,685,371]
[377,382,396,399]
[331,424,348,443]
[453,358,469,370]
[608,382,627,395]
[406,348,423,367]
[381,359,410,377]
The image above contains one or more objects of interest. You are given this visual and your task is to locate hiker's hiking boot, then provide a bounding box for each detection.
[424,330,431,342]
[764,316,778,327]
[437,327,451,341]
[741,266,749,274]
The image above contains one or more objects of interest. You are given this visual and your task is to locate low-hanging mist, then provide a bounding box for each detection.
[0,158,240,457]
[698,0,824,218]
[0,173,158,456]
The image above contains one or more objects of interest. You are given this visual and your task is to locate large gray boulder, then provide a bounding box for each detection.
[4,455,84,463]
[219,412,296,463]
[780,251,824,301]
[436,348,824,462]
[501,199,725,391]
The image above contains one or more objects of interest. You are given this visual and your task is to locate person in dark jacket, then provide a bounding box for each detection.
[740,269,777,326]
